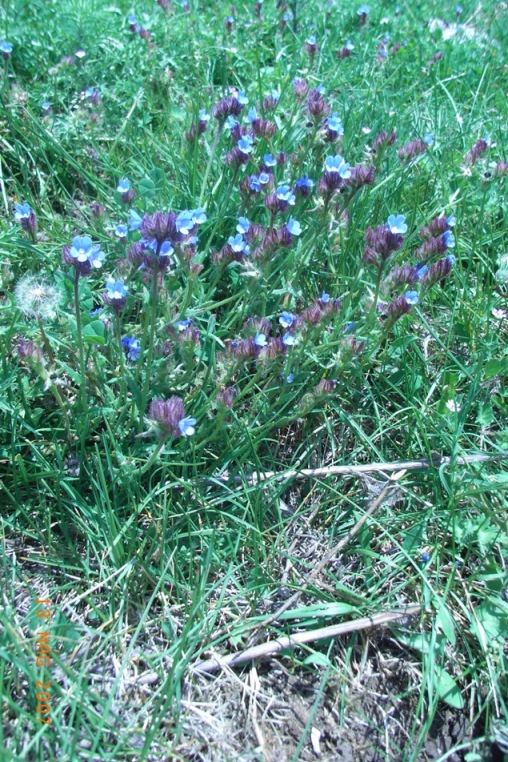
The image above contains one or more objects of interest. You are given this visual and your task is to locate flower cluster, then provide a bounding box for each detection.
[63,236,105,276]
[148,397,196,439]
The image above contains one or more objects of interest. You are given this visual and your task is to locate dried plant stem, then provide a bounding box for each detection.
[213,451,507,485]
[193,604,422,675]
[244,472,405,640]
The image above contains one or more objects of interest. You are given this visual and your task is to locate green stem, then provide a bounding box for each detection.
[74,273,87,411]
[139,439,166,475]
[37,318,55,365]
[138,265,160,431]
[198,124,223,208]
[47,381,73,447]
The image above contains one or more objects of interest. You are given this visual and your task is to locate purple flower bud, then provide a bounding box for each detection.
[304,36,318,56]
[398,139,428,162]
[465,138,489,166]
[372,130,397,152]
[293,78,308,98]
[213,95,244,123]
[421,257,453,286]
[217,386,237,408]
[346,164,375,189]
[148,396,196,439]
[314,378,337,395]
[386,294,412,321]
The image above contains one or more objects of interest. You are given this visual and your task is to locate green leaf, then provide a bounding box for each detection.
[473,600,508,641]
[434,666,464,709]
[82,320,106,345]
[484,358,508,380]
[402,521,425,552]
[303,652,332,667]
[138,178,156,198]
[435,605,456,646]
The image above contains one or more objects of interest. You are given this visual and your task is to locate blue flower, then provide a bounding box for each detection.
[446,214,456,227]
[1,41,13,57]
[70,236,105,268]
[286,217,302,236]
[178,416,197,437]
[129,209,143,231]
[320,291,330,303]
[176,319,192,331]
[415,264,429,279]
[247,107,257,122]
[325,155,351,178]
[85,86,100,99]
[259,172,271,185]
[176,211,193,234]
[159,241,174,258]
[423,133,434,146]
[115,223,128,238]
[282,332,299,346]
[199,108,210,122]
[404,290,419,305]
[225,116,239,130]
[237,217,250,235]
[117,178,131,193]
[455,5,463,13]
[442,230,455,248]
[90,307,103,317]
[386,214,407,234]
[421,552,430,563]
[75,49,86,59]
[345,322,357,333]
[327,113,344,135]
[357,4,370,14]
[254,333,267,347]
[282,11,293,21]
[345,39,355,50]
[106,278,129,299]
[279,311,295,328]
[276,185,295,205]
[127,14,137,24]
[41,101,52,112]
[446,254,457,266]
[121,335,141,361]
[263,153,276,167]
[250,176,261,192]
[281,372,295,383]
[228,234,248,253]
[306,35,317,45]
[14,203,32,221]
[238,135,254,154]
[295,176,314,190]
[141,238,157,251]
[175,208,206,234]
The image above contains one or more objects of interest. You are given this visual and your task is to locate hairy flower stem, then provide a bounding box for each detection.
[370,264,385,318]
[37,318,56,365]
[74,273,87,411]
[47,381,73,446]
[139,439,166,474]
[138,264,160,432]
[115,315,128,402]
[198,124,223,208]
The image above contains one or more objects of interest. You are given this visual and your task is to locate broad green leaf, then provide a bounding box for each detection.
[82,320,106,345]
[434,666,464,709]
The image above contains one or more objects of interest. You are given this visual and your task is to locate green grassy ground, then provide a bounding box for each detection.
[1,0,507,759]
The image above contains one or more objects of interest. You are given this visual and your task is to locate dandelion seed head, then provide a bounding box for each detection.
[15,275,60,320]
